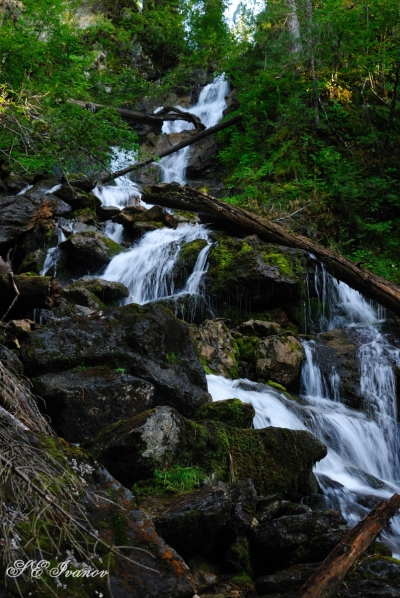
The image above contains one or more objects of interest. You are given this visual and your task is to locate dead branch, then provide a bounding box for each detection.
[293,493,400,598]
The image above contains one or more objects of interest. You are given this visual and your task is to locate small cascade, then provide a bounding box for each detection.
[159,75,230,183]
[103,221,124,244]
[40,227,66,276]
[101,224,210,304]
[93,148,143,209]
[208,267,400,554]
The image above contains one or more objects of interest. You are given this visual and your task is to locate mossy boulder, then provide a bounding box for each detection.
[17,248,46,274]
[206,235,313,324]
[62,286,105,309]
[308,330,360,409]
[66,276,129,305]
[171,238,208,289]
[112,204,178,239]
[53,184,101,211]
[32,366,156,443]
[194,399,255,429]
[237,319,281,338]
[193,319,239,378]
[20,303,211,418]
[60,230,125,269]
[256,335,305,390]
[86,405,327,498]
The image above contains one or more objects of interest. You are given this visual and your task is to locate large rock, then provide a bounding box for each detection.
[186,136,218,175]
[17,248,46,274]
[171,238,208,289]
[86,405,327,496]
[20,303,211,418]
[112,204,178,238]
[146,486,233,559]
[206,235,313,324]
[193,319,239,378]
[65,276,129,305]
[62,286,104,309]
[59,230,125,269]
[32,366,156,443]
[0,193,71,244]
[53,184,101,211]
[194,398,255,429]
[309,329,360,409]
[256,334,305,389]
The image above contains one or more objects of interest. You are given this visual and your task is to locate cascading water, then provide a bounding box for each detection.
[208,267,400,554]
[159,75,230,184]
[102,224,211,304]
[99,76,229,305]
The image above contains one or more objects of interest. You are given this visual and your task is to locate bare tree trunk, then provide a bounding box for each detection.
[293,494,400,598]
[287,0,302,53]
[142,183,400,316]
[305,0,319,127]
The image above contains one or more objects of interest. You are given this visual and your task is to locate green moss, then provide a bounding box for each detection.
[194,398,255,429]
[72,207,97,219]
[261,251,294,277]
[22,270,39,276]
[112,512,130,546]
[237,335,259,362]
[267,380,287,392]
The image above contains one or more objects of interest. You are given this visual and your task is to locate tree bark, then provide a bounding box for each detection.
[142,183,400,315]
[97,114,242,186]
[0,274,62,310]
[67,99,206,133]
[292,493,400,598]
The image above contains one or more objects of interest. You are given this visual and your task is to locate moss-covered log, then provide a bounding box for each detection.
[142,183,400,316]
[0,274,62,310]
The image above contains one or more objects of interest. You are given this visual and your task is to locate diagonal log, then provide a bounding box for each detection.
[142,183,400,316]
[97,114,242,186]
[292,493,400,598]
[67,98,206,132]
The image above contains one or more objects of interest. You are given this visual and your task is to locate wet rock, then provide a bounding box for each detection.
[5,172,27,194]
[255,335,305,389]
[341,556,400,597]
[270,307,290,327]
[59,230,125,269]
[98,205,121,221]
[53,184,101,211]
[228,479,258,535]
[151,486,233,559]
[17,248,46,274]
[206,235,313,324]
[186,136,218,175]
[194,319,239,378]
[252,508,347,574]
[153,293,214,325]
[62,286,104,310]
[20,303,210,418]
[194,399,255,429]
[65,276,129,305]
[171,238,208,289]
[112,203,177,234]
[0,193,71,244]
[0,345,24,374]
[86,405,327,495]
[255,562,319,595]
[236,320,281,338]
[0,178,8,195]
[32,366,156,443]
[310,329,360,409]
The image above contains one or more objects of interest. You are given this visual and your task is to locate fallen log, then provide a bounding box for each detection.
[142,183,400,316]
[292,493,400,598]
[0,274,62,311]
[97,114,242,186]
[67,99,206,133]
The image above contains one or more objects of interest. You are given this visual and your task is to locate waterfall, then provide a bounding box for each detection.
[101,224,210,304]
[99,76,229,305]
[93,148,143,209]
[208,268,400,554]
[159,75,230,183]
[40,227,66,276]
